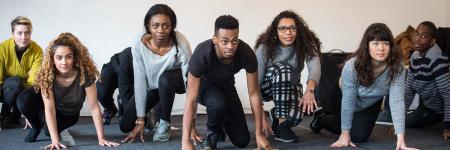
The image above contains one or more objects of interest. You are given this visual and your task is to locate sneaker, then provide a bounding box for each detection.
[201,130,218,150]
[275,120,299,143]
[153,119,171,141]
[375,111,393,125]
[102,109,117,125]
[1,115,21,129]
[269,108,279,136]
[217,129,226,142]
[310,107,325,133]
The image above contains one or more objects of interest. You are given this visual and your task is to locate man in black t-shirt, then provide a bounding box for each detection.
[181,15,271,150]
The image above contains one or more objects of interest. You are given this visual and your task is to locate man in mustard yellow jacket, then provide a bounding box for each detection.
[0,16,42,129]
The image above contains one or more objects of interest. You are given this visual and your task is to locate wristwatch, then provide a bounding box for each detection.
[135,120,145,125]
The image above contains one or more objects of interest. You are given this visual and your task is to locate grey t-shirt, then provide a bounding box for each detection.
[53,72,95,115]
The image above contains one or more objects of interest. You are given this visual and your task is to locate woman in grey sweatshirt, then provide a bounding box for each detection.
[120,4,191,143]
[310,23,417,150]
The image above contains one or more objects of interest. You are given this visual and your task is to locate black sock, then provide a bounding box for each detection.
[24,128,41,143]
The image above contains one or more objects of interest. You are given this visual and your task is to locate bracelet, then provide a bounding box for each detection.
[135,120,145,125]
[306,89,315,93]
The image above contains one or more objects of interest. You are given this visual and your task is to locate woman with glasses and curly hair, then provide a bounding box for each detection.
[16,32,119,149]
[254,10,321,142]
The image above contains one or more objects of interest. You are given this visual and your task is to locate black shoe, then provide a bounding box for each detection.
[310,107,325,133]
[275,120,299,143]
[269,108,279,136]
[24,127,41,143]
[1,115,21,129]
[103,109,117,125]
[217,129,226,142]
[201,130,218,150]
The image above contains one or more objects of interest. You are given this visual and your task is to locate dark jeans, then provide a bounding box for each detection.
[1,77,25,122]
[383,95,447,129]
[406,100,445,129]
[16,88,80,134]
[197,80,250,148]
[319,88,383,142]
[119,69,185,133]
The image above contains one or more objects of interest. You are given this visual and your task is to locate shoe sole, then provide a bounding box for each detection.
[375,121,393,125]
[153,130,171,142]
[274,137,298,143]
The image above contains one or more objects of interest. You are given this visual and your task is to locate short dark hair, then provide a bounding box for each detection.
[214,15,239,35]
[419,21,438,39]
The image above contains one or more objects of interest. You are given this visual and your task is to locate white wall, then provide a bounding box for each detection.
[1,0,449,115]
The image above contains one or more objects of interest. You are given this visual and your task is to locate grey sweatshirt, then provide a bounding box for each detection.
[341,57,405,134]
[132,31,192,117]
[255,45,321,86]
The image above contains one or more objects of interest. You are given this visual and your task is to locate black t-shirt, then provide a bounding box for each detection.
[53,72,95,115]
[189,39,257,87]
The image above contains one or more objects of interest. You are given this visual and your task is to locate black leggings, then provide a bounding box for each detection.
[197,80,250,148]
[319,88,382,143]
[119,69,185,133]
[16,88,80,134]
[97,62,121,114]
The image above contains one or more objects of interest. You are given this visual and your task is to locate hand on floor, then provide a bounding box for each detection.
[121,124,145,143]
[99,139,120,147]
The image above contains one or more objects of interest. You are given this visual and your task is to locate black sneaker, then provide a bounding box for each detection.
[201,130,218,150]
[310,107,325,133]
[1,115,21,129]
[103,109,117,125]
[375,111,393,125]
[269,108,279,136]
[217,129,226,142]
[275,120,299,143]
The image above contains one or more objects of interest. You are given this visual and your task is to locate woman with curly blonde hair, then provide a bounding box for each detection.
[16,32,119,149]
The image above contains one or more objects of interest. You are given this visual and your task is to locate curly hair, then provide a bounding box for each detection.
[255,10,321,66]
[353,23,403,86]
[34,32,99,95]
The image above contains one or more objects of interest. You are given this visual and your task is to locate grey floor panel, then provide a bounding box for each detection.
[0,115,449,149]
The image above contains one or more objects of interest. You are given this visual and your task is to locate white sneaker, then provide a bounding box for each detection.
[153,119,171,142]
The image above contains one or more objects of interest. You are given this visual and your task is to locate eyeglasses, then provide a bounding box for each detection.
[278,26,297,33]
